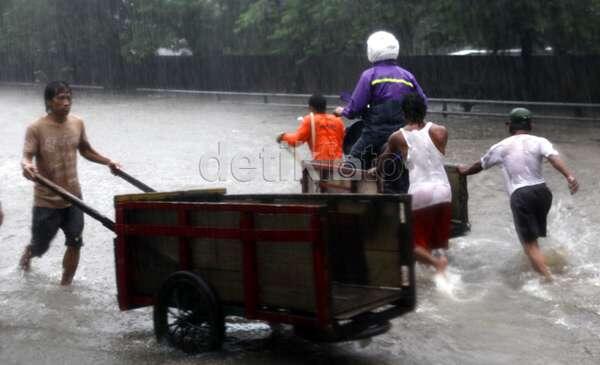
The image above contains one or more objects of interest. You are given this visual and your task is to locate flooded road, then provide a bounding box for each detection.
[1,85,599,364]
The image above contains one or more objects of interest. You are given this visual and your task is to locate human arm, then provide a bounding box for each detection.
[429,123,448,155]
[79,140,121,173]
[410,74,428,105]
[337,70,372,119]
[278,117,311,147]
[21,125,38,181]
[21,152,37,181]
[457,161,483,176]
[375,130,406,175]
[547,155,579,194]
[458,142,503,176]
[539,138,578,194]
[78,125,121,173]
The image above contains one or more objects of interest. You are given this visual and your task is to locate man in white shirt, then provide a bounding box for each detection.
[458,108,579,281]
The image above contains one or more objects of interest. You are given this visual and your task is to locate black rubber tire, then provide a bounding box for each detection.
[153,271,224,353]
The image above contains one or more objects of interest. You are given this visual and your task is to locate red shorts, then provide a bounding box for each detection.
[412,203,452,251]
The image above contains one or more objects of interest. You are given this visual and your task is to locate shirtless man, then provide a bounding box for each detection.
[378,93,451,273]
[20,81,121,285]
[459,108,578,281]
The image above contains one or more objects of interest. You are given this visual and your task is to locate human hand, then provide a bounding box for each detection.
[276,133,285,143]
[566,175,579,194]
[366,167,377,179]
[108,160,122,175]
[457,164,469,175]
[334,106,344,117]
[21,161,38,181]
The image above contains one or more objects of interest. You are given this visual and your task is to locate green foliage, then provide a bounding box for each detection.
[235,0,438,58]
[122,0,254,59]
[435,0,600,55]
[0,0,598,78]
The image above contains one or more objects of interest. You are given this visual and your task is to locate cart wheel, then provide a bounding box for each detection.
[153,271,224,353]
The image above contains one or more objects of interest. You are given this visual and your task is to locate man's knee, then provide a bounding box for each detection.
[65,235,83,249]
[63,207,84,248]
[30,237,52,257]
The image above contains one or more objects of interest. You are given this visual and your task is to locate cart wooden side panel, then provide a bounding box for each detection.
[114,192,416,332]
[223,193,416,315]
[115,202,328,321]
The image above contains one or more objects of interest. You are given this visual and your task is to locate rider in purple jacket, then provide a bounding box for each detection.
[335,31,427,178]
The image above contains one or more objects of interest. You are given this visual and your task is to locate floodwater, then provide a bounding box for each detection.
[1,84,599,364]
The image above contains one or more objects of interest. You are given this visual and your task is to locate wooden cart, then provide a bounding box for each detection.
[113,190,415,353]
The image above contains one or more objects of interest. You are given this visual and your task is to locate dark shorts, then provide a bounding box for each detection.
[30,206,84,257]
[510,183,553,243]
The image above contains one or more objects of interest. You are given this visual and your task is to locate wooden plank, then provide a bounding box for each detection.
[196,269,244,303]
[256,241,317,312]
[125,208,178,225]
[331,283,404,320]
[364,251,403,287]
[445,164,469,227]
[114,188,226,203]
[254,213,311,230]
[355,180,379,194]
[190,238,242,271]
[189,210,240,228]
[129,235,179,296]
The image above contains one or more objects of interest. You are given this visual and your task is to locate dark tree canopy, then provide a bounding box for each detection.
[1,0,598,87]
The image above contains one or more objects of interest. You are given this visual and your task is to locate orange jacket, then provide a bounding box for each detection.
[281,113,345,161]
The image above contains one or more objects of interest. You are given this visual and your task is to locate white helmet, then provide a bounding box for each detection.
[367,31,399,63]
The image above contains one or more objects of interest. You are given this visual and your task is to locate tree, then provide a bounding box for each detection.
[435,0,600,56]
[235,0,438,58]
[121,0,253,60]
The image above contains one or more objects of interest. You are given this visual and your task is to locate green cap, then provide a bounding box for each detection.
[509,107,532,123]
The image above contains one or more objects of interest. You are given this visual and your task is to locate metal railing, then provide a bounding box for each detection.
[136,88,600,122]
[2,82,597,122]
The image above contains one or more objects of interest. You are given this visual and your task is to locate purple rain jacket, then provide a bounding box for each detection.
[342,60,427,119]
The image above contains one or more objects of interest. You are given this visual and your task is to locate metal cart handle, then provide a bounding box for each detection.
[113,169,156,193]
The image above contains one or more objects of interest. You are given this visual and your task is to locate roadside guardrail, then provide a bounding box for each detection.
[136,88,600,122]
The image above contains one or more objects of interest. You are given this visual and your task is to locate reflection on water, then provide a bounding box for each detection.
[1,85,599,364]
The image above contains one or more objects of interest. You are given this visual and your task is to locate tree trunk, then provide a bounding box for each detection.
[101,0,126,89]
[520,29,534,100]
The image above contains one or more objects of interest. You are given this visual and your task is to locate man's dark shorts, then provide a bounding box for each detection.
[30,205,84,257]
[510,183,552,244]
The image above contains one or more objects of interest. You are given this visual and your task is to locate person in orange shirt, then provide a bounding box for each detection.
[277,94,345,161]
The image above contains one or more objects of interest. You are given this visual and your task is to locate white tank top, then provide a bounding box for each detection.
[400,122,451,210]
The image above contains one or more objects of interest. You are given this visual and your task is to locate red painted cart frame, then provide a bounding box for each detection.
[114,201,333,329]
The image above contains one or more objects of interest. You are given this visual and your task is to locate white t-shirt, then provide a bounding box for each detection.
[480,134,558,196]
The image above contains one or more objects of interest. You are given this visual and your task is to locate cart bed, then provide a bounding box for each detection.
[114,191,415,334]
[332,284,403,320]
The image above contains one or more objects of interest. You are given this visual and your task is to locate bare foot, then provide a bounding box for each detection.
[19,245,32,272]
[434,255,448,274]
[540,274,554,284]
